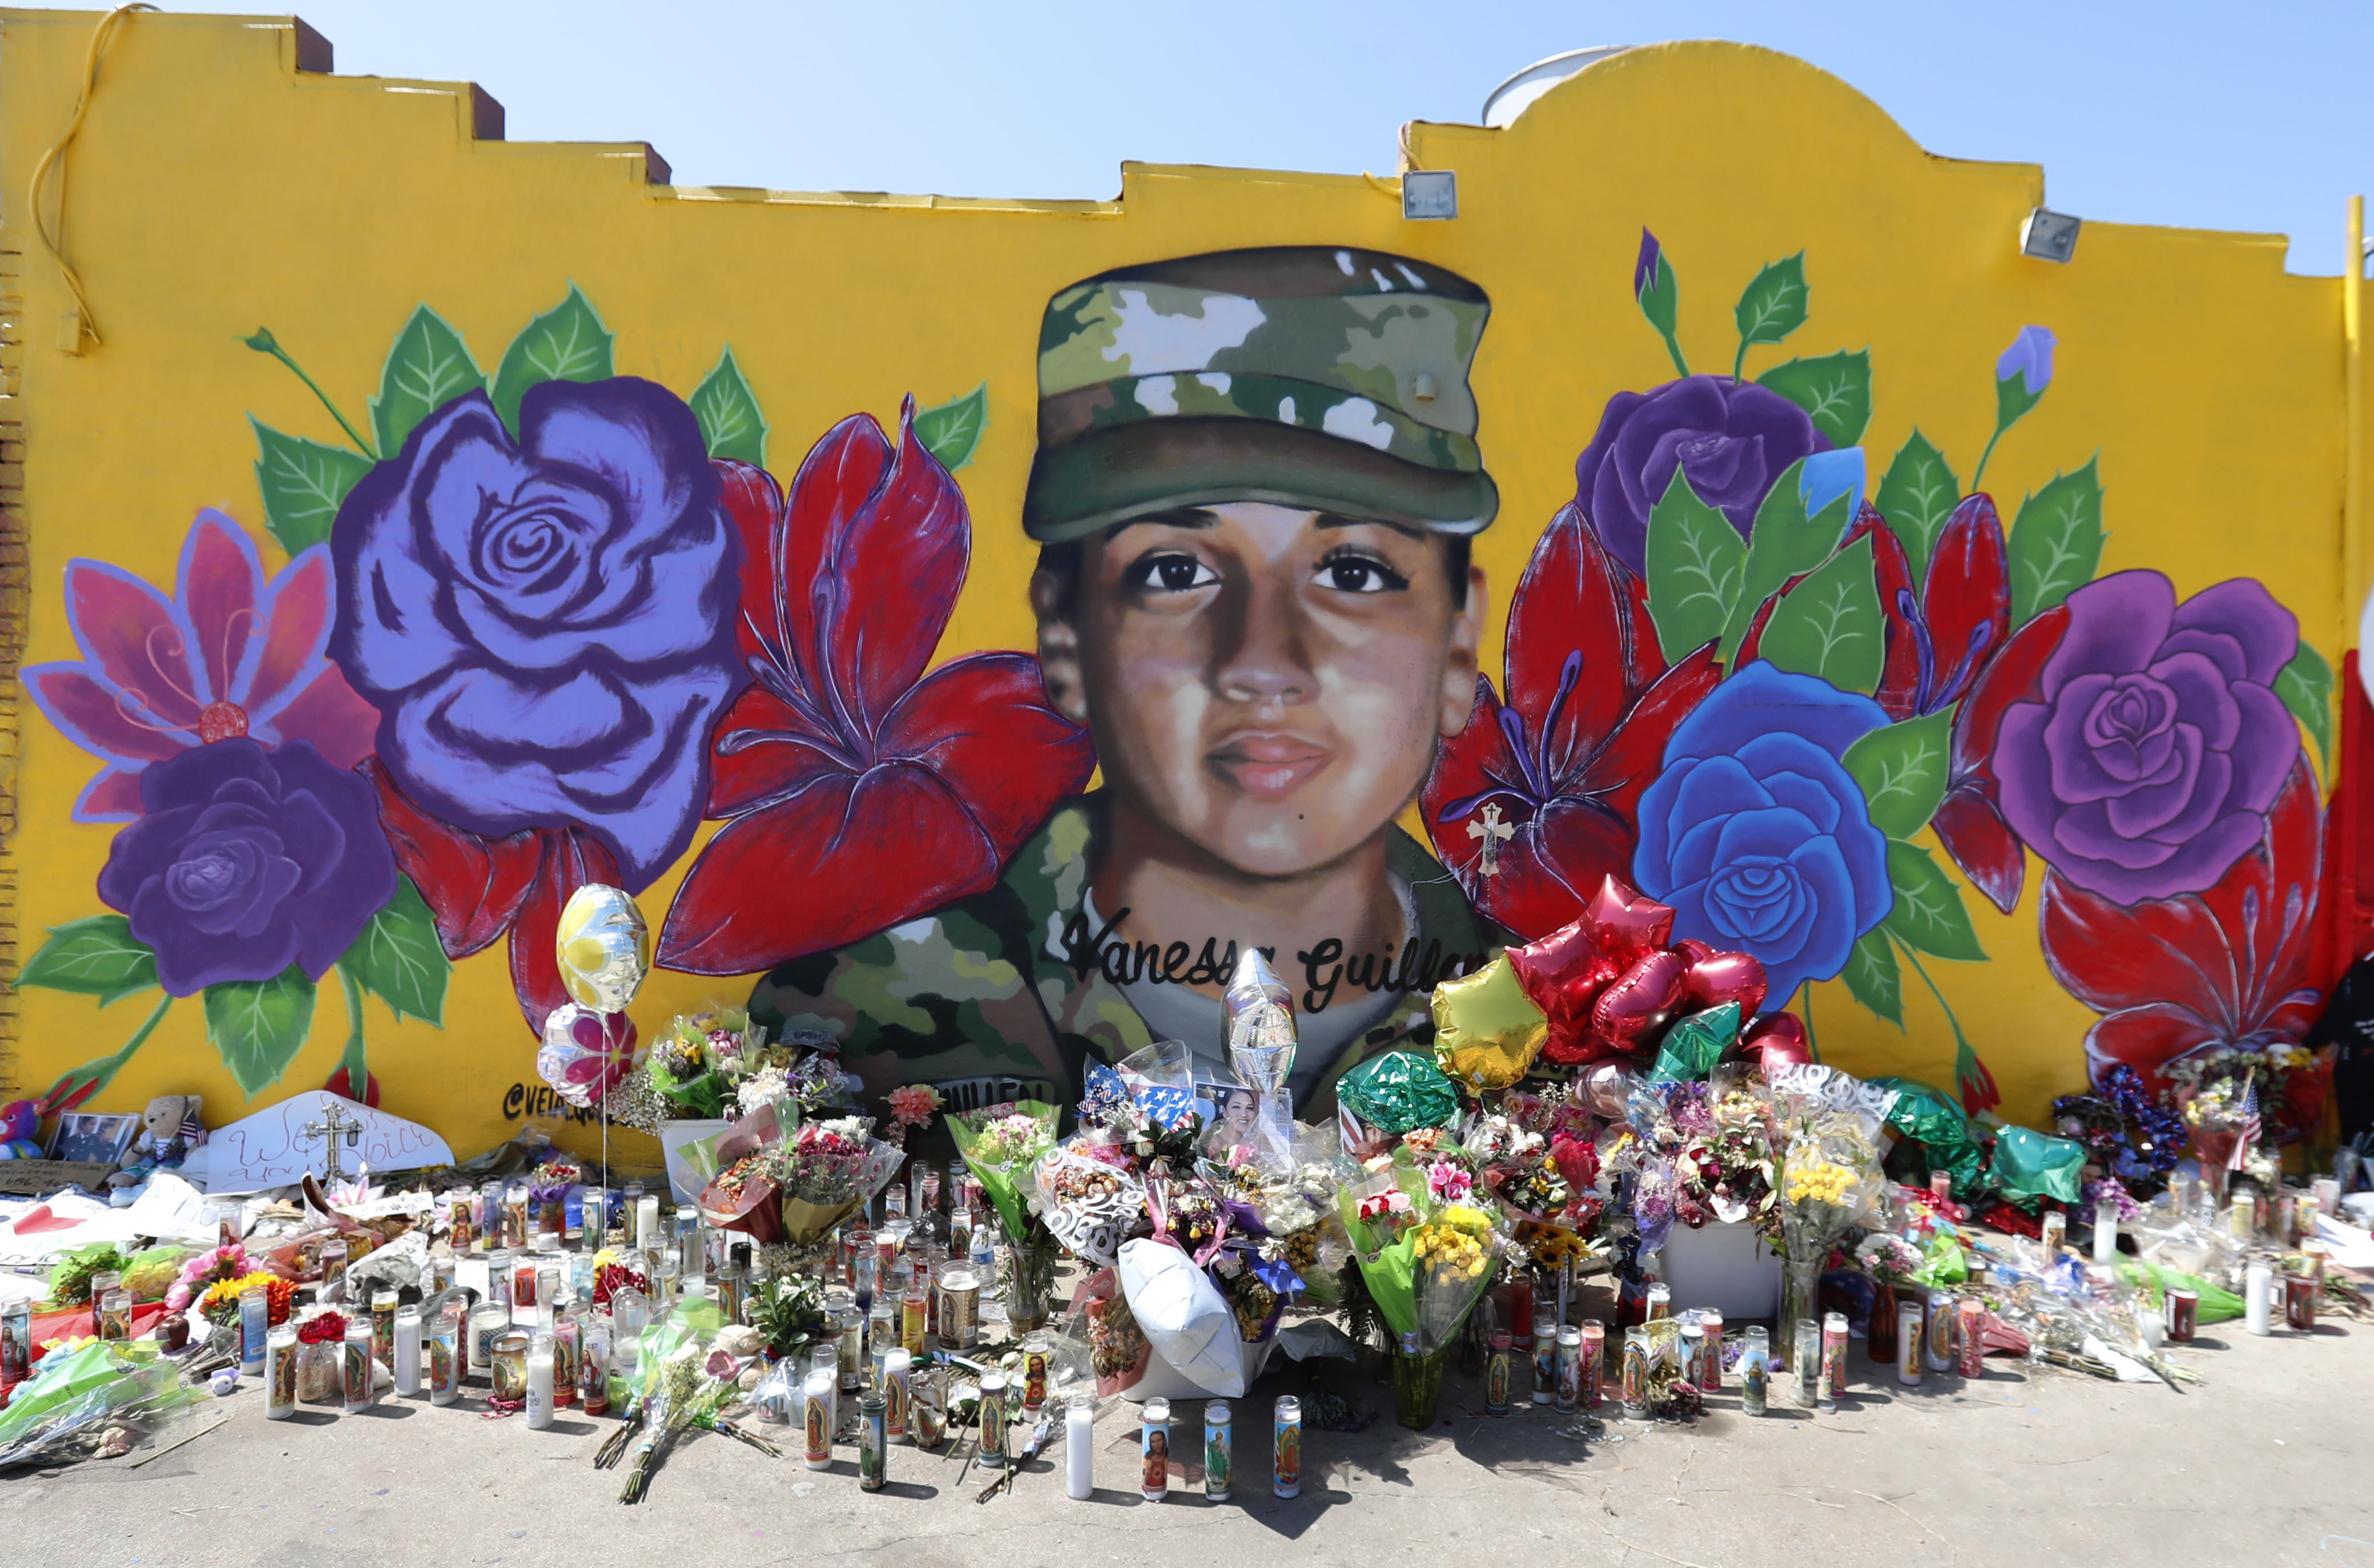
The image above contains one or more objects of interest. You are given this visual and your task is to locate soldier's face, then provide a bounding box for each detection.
[1037,502,1484,879]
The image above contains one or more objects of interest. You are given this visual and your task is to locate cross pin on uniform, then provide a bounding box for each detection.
[1467,802,1515,877]
[300,1099,364,1183]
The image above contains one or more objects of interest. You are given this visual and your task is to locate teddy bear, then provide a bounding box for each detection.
[0,1099,40,1159]
[106,1094,208,1203]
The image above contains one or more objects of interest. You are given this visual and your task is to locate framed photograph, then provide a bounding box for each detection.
[51,1111,139,1165]
[1194,1081,1264,1160]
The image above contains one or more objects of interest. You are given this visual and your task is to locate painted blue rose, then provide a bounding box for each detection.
[328,379,742,891]
[1633,662,1893,1006]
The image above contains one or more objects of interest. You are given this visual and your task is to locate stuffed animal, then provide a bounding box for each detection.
[0,1099,39,1159]
[106,1095,208,1200]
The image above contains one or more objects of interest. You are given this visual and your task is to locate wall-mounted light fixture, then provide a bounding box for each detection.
[2020,207,2082,263]
[1403,170,1458,221]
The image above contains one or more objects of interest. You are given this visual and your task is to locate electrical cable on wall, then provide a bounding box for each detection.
[26,3,156,352]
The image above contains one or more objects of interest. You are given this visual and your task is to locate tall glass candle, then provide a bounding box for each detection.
[858,1391,888,1491]
[1272,1396,1301,1498]
[1483,1335,1512,1416]
[2246,1260,2274,1336]
[392,1305,422,1396]
[1183,1394,1222,1505]
[371,1289,398,1367]
[1555,1326,1583,1411]
[1138,1397,1169,1501]
[343,1320,377,1413]
[489,1330,529,1412]
[239,1285,269,1372]
[1531,1312,1556,1404]
[1819,1312,1847,1409]
[266,1324,299,1418]
[98,1288,132,1344]
[1695,1310,1724,1392]
[1065,1390,1095,1498]
[634,1194,662,1256]
[429,1308,462,1405]
[525,1334,555,1429]
[1580,1319,1606,1409]
[1739,1325,1769,1416]
[1619,1325,1647,1412]
[804,1369,835,1470]
[1,1300,31,1393]
[1021,1333,1051,1414]
[2093,1191,2119,1264]
[979,1372,1009,1471]
[1955,1299,1986,1378]
[1793,1319,1820,1408]
[1924,1291,1956,1372]
[1896,1300,1924,1385]
[883,1348,911,1442]
[469,1304,509,1376]
[578,1323,611,1416]
[550,1308,580,1406]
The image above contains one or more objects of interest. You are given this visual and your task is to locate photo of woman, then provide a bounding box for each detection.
[1201,1085,1261,1160]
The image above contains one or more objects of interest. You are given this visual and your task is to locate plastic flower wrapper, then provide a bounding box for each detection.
[119,1245,194,1305]
[1774,1108,1887,1268]
[1033,1140,1148,1267]
[948,1099,1061,1241]
[1205,1122,1353,1304]
[697,1102,793,1245]
[1765,1062,1900,1142]
[779,1116,901,1245]
[1077,1055,1203,1167]
[1409,1202,1502,1353]
[644,1005,771,1120]
[1869,1076,1989,1202]
[1144,1172,1232,1265]
[1988,1125,2086,1206]
[0,1340,200,1465]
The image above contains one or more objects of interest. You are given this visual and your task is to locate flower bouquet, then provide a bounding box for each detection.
[646,1006,771,1121]
[780,1117,902,1245]
[164,1244,266,1313]
[196,1271,293,1329]
[2177,1066,2263,1207]
[1033,1142,1146,1268]
[1338,1160,1504,1426]
[697,1103,795,1245]
[949,1101,1060,1242]
[1771,1108,1886,1355]
[1205,1130,1349,1304]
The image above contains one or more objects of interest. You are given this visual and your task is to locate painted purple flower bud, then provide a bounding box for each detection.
[1634,229,1664,300]
[1995,325,2056,394]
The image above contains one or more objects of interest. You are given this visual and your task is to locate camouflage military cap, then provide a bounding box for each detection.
[1023,246,1499,542]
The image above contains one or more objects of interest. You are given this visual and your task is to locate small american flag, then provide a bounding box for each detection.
[2227,1075,2260,1172]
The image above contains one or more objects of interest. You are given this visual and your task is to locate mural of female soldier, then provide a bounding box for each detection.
[750,246,1504,1119]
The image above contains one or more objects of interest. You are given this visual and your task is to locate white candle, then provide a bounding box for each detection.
[525,1335,555,1429]
[635,1195,662,1255]
[2093,1194,2118,1264]
[2246,1261,2274,1336]
[1065,1392,1095,1499]
[393,1307,421,1396]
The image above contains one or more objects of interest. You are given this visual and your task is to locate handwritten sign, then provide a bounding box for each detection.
[176,1091,453,1195]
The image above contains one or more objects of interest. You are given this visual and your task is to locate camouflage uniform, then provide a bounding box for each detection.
[749,245,1504,1127]
[746,792,1500,1126]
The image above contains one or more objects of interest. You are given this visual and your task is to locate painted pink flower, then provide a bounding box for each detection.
[28,511,379,820]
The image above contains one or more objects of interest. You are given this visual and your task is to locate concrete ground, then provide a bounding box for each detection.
[2,1301,2367,1568]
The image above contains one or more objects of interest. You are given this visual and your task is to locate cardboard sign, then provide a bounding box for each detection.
[175,1091,452,1195]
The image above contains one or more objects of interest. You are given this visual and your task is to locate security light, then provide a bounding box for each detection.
[2020,208,2081,263]
[1403,170,1457,221]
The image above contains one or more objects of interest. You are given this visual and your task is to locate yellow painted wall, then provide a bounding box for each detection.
[0,11,2356,1160]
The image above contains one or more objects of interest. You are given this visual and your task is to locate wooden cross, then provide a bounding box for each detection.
[1467,802,1515,877]
[300,1099,364,1183]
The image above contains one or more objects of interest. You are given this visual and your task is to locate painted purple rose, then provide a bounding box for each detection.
[1572,373,1832,577]
[329,380,743,890]
[98,738,397,995]
[1993,571,2298,904]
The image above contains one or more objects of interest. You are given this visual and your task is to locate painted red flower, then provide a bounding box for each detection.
[365,757,621,1032]
[1422,503,1720,940]
[2043,757,2331,1109]
[656,401,1095,974]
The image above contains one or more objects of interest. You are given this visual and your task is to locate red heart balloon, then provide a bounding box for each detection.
[1584,876,1675,972]
[1510,917,1621,1065]
[1674,938,1717,965]
[1739,1011,1813,1070]
[1683,949,1768,1019]
[1587,948,1688,1058]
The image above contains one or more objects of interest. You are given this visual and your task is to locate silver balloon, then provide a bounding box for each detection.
[556,884,650,1014]
[1224,945,1297,1095]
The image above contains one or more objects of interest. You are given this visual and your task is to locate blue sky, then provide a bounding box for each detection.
[154,1,2373,275]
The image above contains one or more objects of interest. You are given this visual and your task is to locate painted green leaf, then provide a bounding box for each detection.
[1842,708,1954,840]
[1644,469,1746,663]
[371,305,485,457]
[2275,640,2334,775]
[491,285,614,433]
[338,876,450,1026]
[1882,841,1987,961]
[1732,252,1808,364]
[689,348,768,466]
[204,966,319,1097]
[1996,363,2046,433]
[250,417,372,555]
[1841,928,1904,1027]
[1754,534,1884,695]
[1637,248,1679,339]
[914,382,988,471]
[17,915,158,1006]
[2006,457,2104,627]
[1874,429,1959,587]
[1756,349,1871,448]
[1720,457,1848,661]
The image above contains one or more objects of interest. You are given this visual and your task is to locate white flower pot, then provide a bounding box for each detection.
[1659,1217,1782,1320]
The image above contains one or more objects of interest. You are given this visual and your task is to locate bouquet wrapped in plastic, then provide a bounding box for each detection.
[1767,1066,1892,1347]
[1033,1142,1146,1267]
[1338,1152,1504,1426]
[948,1101,1060,1241]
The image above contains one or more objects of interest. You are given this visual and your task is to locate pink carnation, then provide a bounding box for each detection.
[887,1083,942,1129]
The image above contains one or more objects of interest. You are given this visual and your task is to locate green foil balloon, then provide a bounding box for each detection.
[1337,1050,1462,1135]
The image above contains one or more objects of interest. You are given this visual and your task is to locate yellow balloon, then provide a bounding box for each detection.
[1431,953,1550,1093]
[556,884,650,1013]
